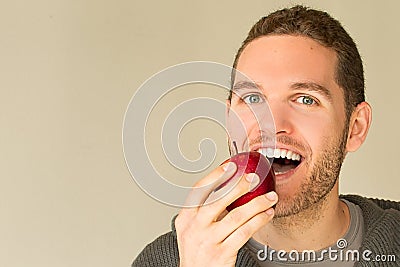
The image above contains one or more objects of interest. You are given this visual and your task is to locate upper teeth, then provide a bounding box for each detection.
[257,148,301,161]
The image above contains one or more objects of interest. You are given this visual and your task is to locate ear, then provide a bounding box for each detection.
[225,99,231,116]
[226,99,231,107]
[346,102,372,152]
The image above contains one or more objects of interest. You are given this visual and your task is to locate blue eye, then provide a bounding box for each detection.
[243,94,263,104]
[296,96,316,105]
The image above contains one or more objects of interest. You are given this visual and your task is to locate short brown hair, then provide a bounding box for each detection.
[231,5,365,120]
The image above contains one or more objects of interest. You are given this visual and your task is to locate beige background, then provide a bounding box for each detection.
[1,0,399,266]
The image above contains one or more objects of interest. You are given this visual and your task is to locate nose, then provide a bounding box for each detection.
[268,100,294,135]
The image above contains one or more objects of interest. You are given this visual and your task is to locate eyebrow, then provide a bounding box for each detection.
[291,82,333,102]
[232,80,261,92]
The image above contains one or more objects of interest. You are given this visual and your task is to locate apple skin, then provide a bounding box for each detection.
[219,151,275,211]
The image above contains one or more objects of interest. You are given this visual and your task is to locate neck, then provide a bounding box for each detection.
[253,183,350,251]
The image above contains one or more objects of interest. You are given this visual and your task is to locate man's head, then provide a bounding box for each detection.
[228,5,371,218]
[231,5,365,122]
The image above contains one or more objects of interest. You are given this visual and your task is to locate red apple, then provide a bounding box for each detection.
[219,151,275,211]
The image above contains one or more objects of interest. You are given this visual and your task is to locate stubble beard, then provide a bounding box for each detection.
[273,129,348,222]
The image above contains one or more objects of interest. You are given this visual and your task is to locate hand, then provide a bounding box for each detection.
[175,162,278,267]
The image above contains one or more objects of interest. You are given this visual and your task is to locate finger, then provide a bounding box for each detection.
[214,191,278,241]
[181,162,237,211]
[221,207,275,251]
[206,172,261,205]
[198,173,260,221]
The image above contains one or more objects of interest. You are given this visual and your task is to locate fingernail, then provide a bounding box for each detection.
[266,208,274,215]
[247,173,260,191]
[266,191,277,201]
[222,161,236,172]
[246,173,258,183]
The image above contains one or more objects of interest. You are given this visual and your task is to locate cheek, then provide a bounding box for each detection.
[291,111,342,151]
[227,109,263,149]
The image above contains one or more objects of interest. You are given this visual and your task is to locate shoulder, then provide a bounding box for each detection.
[341,194,400,260]
[341,194,400,216]
[341,194,400,229]
[132,231,179,267]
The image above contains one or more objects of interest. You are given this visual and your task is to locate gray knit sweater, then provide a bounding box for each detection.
[132,195,399,266]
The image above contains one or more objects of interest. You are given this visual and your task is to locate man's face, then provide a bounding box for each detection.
[230,35,348,217]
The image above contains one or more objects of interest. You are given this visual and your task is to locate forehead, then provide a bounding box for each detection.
[235,35,340,95]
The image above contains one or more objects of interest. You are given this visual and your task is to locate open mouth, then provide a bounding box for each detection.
[257,148,302,175]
